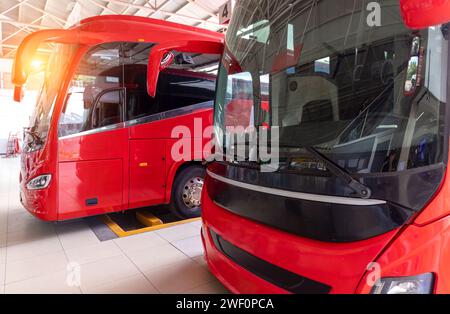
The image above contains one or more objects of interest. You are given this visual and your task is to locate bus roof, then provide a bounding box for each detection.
[77,15,223,40]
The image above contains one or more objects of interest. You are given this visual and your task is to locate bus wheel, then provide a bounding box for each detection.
[170,165,205,219]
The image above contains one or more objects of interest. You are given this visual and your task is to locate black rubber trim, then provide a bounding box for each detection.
[206,171,413,242]
[207,161,445,212]
[209,229,331,294]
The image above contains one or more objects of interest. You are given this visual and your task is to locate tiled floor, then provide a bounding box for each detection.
[0,157,228,294]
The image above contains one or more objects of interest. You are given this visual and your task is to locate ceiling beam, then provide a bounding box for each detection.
[163,1,189,22]
[84,0,121,15]
[3,22,40,58]
[1,15,44,44]
[0,19,49,30]
[185,0,219,20]
[39,0,49,26]
[0,15,48,57]
[147,0,171,19]
[97,0,225,28]
[13,0,66,27]
[0,0,32,18]
[2,43,52,53]
[65,2,82,28]
[122,0,156,15]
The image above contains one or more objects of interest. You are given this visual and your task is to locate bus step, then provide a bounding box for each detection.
[99,206,199,238]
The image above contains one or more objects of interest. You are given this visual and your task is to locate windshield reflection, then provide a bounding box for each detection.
[25,44,77,152]
[214,0,448,175]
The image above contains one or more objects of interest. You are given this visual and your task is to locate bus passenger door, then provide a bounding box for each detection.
[129,139,166,208]
[121,43,168,208]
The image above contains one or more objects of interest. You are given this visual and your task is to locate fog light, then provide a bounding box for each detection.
[371,273,434,294]
[26,174,52,190]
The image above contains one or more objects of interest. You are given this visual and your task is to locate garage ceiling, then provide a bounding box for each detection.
[0,0,229,58]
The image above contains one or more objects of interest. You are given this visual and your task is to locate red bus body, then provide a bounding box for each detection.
[202,0,450,294]
[15,16,223,221]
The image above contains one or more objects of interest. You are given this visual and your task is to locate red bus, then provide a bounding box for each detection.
[202,0,450,293]
[13,15,223,221]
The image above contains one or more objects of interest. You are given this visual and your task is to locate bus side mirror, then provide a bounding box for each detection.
[147,49,174,98]
[13,86,24,102]
[401,0,450,29]
[147,40,224,98]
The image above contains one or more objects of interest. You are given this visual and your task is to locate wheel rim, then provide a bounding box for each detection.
[182,176,204,209]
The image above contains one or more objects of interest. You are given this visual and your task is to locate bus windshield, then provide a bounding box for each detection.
[215,0,449,175]
[25,44,77,152]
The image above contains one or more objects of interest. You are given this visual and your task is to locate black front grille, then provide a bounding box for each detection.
[210,229,331,294]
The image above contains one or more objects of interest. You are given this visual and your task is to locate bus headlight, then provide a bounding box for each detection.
[26,174,52,190]
[371,273,434,294]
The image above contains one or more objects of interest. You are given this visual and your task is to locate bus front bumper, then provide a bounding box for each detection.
[201,224,290,294]
[19,177,56,221]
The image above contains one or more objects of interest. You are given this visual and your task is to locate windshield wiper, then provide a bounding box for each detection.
[283,145,372,199]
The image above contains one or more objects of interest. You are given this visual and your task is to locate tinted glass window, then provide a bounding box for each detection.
[59,43,122,137]
[216,0,448,174]
[125,50,220,121]
[29,44,77,143]
[122,43,158,120]
[92,90,123,128]
[60,42,221,133]
[157,52,219,111]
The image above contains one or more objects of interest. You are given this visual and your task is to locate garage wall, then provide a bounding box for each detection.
[0,89,36,154]
[0,58,41,155]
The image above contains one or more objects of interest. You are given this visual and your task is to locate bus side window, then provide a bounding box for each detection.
[124,51,219,120]
[59,92,88,137]
[91,90,123,128]
[155,51,220,113]
[122,43,158,121]
[59,42,122,137]
[124,68,159,120]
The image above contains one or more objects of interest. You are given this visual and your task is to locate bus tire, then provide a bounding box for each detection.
[170,165,206,219]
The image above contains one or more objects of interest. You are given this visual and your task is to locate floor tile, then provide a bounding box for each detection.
[192,255,208,268]
[183,280,229,294]
[6,235,63,263]
[78,255,141,289]
[0,262,5,284]
[65,241,123,265]
[0,157,221,294]
[186,220,202,229]
[172,235,203,258]
[56,221,100,250]
[126,243,188,272]
[0,193,9,201]
[143,259,216,293]
[0,230,7,246]
[7,222,56,246]
[5,270,81,294]
[5,251,68,284]
[0,246,5,265]
[81,273,158,294]
[6,212,46,234]
[114,231,167,254]
[155,223,200,242]
[0,212,7,235]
